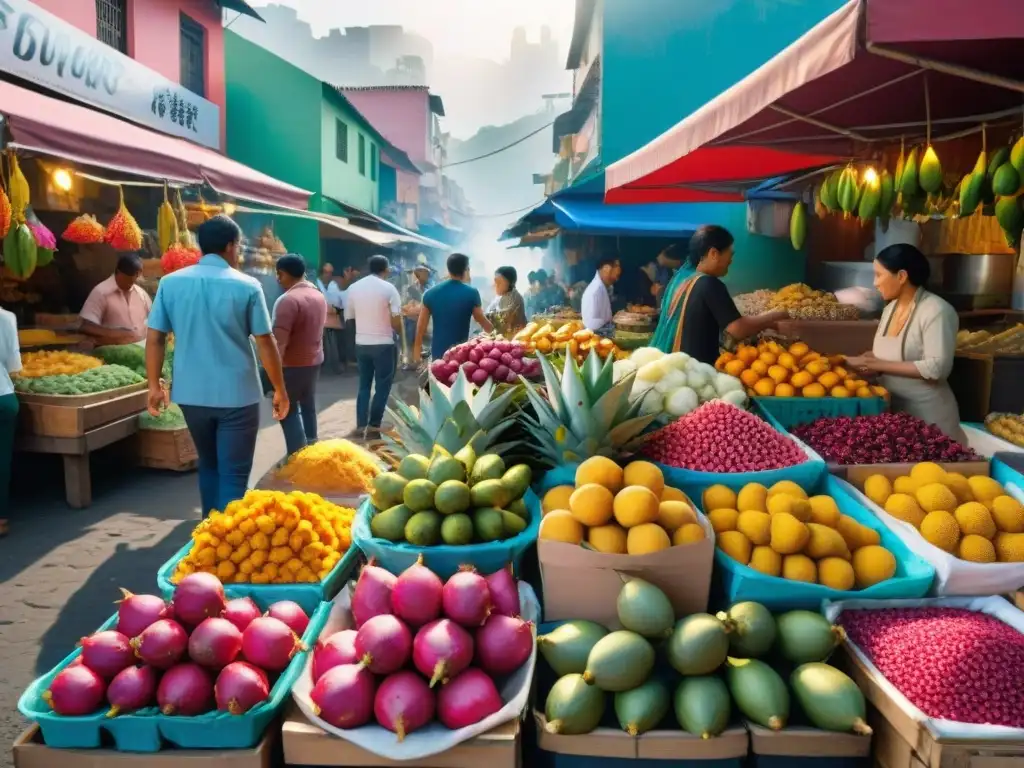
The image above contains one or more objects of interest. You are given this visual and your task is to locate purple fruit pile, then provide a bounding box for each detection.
[309,557,532,741]
[431,337,541,387]
[41,576,309,719]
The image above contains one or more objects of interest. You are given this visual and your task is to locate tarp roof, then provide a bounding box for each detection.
[499,196,699,240]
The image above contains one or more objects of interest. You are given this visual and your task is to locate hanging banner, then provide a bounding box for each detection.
[0,0,220,150]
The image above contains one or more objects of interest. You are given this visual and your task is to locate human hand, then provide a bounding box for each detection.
[272,389,290,421]
[845,353,875,373]
[147,382,169,417]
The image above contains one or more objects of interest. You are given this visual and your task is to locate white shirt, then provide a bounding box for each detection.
[581,271,613,330]
[344,274,401,345]
[0,308,22,396]
[325,281,346,311]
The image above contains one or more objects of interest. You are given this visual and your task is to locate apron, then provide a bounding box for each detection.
[874,292,967,444]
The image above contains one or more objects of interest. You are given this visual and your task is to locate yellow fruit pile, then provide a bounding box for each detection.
[768,283,860,321]
[18,350,102,378]
[513,321,626,363]
[985,413,1024,449]
[538,457,705,555]
[275,438,381,493]
[715,340,888,400]
[709,480,897,589]
[864,462,1024,563]
[172,490,355,585]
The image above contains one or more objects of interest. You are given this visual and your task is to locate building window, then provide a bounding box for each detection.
[179,14,206,98]
[96,0,128,53]
[335,120,348,162]
[370,145,378,181]
[358,134,366,176]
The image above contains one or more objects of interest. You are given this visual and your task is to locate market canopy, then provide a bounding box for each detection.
[499,196,702,241]
[605,0,1024,204]
[1,80,312,210]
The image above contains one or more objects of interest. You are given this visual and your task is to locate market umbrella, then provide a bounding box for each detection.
[605,0,1024,204]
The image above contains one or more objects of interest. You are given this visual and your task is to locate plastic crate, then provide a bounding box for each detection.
[18,598,330,751]
[754,397,887,431]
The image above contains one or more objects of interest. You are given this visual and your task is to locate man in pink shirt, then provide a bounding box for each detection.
[79,255,152,345]
[273,254,328,456]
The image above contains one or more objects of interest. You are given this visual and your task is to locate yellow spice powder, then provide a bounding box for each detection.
[276,439,381,493]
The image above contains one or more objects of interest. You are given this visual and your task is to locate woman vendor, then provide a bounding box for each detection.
[846,244,966,443]
[485,266,528,336]
[652,225,786,364]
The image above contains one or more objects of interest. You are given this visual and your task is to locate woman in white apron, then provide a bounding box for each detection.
[847,244,966,444]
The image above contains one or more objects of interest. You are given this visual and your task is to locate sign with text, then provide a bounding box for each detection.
[0,0,220,150]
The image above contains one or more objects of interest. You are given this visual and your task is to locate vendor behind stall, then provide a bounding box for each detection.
[652,226,786,364]
[79,254,152,345]
[582,257,622,333]
[846,244,966,443]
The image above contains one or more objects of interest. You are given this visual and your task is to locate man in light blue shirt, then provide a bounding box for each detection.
[146,215,288,516]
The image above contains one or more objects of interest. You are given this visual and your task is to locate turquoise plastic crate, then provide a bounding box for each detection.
[754,396,887,431]
[18,597,330,751]
[708,475,934,609]
[352,489,541,579]
[156,539,360,604]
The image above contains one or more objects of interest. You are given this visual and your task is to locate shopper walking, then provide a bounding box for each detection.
[412,252,493,363]
[0,305,20,536]
[345,255,402,439]
[146,215,289,517]
[273,254,328,457]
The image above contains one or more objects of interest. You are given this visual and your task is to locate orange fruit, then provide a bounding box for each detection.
[830,386,852,398]
[803,383,827,398]
[843,378,859,390]
[856,386,875,398]
[766,341,782,355]
[818,371,840,390]
[790,371,814,389]
[767,365,790,384]
[754,378,776,396]
[740,369,760,387]
[777,352,797,370]
[788,342,810,359]
[872,385,889,399]
[801,351,821,364]
[828,355,845,366]
[715,353,732,371]
[759,352,778,366]
[832,366,849,379]
[724,359,747,377]
[805,360,830,377]
[775,383,796,397]
[738,346,759,364]
[751,360,769,376]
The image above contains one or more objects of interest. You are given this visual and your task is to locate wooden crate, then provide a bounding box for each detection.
[18,383,147,438]
[138,426,197,471]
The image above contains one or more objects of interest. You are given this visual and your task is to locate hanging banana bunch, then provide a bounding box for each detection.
[157,183,178,253]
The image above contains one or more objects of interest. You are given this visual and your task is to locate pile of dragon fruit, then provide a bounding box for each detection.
[42,574,309,718]
[431,336,541,387]
[791,412,979,466]
[641,400,807,473]
[841,607,1024,728]
[308,559,530,740]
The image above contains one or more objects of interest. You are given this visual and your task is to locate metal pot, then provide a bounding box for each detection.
[939,252,1016,310]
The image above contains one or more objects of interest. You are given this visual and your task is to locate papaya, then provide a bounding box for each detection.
[899,147,919,197]
[775,610,845,664]
[918,146,942,194]
[838,167,860,217]
[995,195,1024,248]
[894,144,906,192]
[616,576,674,640]
[725,657,790,730]
[959,172,985,217]
[614,679,670,736]
[820,172,840,212]
[674,676,731,739]
[790,202,807,250]
[790,663,872,735]
[538,621,609,676]
[857,173,881,222]
[993,163,1021,197]
[1011,136,1024,175]
[878,169,895,219]
[5,222,37,279]
[718,601,776,658]
[545,673,606,735]
[582,630,655,691]
[666,613,731,676]
[988,146,1010,180]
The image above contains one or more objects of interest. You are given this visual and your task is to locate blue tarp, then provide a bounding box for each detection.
[551,196,700,237]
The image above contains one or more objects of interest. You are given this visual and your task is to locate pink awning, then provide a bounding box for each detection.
[0,80,311,210]
[606,0,1024,204]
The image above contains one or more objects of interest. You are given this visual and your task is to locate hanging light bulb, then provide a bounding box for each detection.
[52,167,73,192]
[861,167,879,185]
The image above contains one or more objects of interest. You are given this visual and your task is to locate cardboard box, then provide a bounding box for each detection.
[533,709,748,763]
[281,705,520,768]
[12,724,276,768]
[841,461,990,489]
[746,722,870,767]
[537,515,714,625]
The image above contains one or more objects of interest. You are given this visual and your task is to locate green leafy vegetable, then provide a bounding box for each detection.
[15,364,144,395]
[139,402,187,431]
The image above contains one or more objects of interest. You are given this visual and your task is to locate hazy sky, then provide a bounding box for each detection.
[246,0,576,63]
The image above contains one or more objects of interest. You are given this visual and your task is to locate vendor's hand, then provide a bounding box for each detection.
[845,353,875,373]
[272,389,290,421]
[147,383,169,417]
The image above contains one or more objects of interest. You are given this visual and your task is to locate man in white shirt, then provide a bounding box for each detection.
[315,262,334,294]
[581,256,622,332]
[344,255,401,439]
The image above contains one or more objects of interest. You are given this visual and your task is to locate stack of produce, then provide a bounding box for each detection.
[985,412,1024,448]
[94,343,173,380]
[541,584,868,737]
[956,325,1024,354]
[792,413,978,465]
[15,364,144,395]
[431,336,540,387]
[17,329,84,347]
[275,439,381,495]
[42,576,310,718]
[17,350,101,378]
[139,403,187,431]
[513,320,625,362]
[767,283,860,321]
[734,290,775,317]
[171,490,355,585]
[531,306,580,324]
[840,606,1024,727]
[619,346,746,420]
[641,401,807,473]
[4,153,37,280]
[862,462,1024,563]
[308,559,530,737]
[61,214,106,244]
[706,480,897,588]
[715,340,885,399]
[368,446,532,546]
[538,458,707,553]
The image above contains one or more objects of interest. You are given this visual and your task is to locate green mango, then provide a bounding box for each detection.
[397,454,430,481]
[500,509,527,537]
[453,443,477,475]
[506,497,529,521]
[473,507,505,541]
[775,610,845,665]
[370,504,414,542]
[469,454,505,485]
[616,576,674,640]
[995,195,1024,248]
[470,479,510,509]
[434,480,472,515]
[725,657,790,730]
[544,673,606,735]
[878,169,895,218]
[718,601,776,658]
[501,464,532,500]
[373,472,409,508]
[918,146,942,194]
[427,453,466,485]
[819,172,840,211]
[615,679,670,736]
[894,145,906,191]
[404,510,442,546]
[857,174,881,222]
[1011,136,1024,174]
[993,163,1021,197]
[959,172,985,217]
[791,663,871,735]
[538,620,609,676]
[899,147,919,197]
[582,630,655,691]
[403,478,438,513]
[440,513,474,545]
[790,202,807,250]
[988,146,1010,179]
[674,676,731,739]
[666,613,730,676]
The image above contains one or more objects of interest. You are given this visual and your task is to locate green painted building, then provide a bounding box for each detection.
[225,31,389,265]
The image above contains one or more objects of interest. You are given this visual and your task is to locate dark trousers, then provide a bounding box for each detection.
[180,403,260,516]
[356,344,396,429]
[0,394,17,517]
[280,365,319,457]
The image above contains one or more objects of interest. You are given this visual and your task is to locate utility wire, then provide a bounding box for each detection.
[446,121,555,167]
[471,200,550,218]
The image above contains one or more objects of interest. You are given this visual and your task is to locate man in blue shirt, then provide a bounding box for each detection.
[412,252,492,363]
[145,215,288,516]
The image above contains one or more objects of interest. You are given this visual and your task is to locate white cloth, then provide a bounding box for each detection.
[344,274,400,346]
[0,308,21,396]
[581,271,613,330]
[325,281,346,311]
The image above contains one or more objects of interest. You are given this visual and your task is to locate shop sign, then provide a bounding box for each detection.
[0,0,220,150]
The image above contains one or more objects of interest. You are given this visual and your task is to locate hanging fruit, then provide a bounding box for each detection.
[959,150,987,217]
[837,166,860,218]
[0,185,10,240]
[26,210,57,267]
[994,195,1024,248]
[918,146,942,195]
[7,152,30,223]
[1011,136,1024,175]
[105,186,143,251]
[878,170,895,221]
[858,170,882,223]
[899,147,920,197]
[157,184,178,254]
[789,202,807,250]
[160,242,201,274]
[819,171,840,212]
[987,147,1010,180]
[62,214,106,244]
[993,162,1021,197]
[4,222,37,279]
[894,141,906,193]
